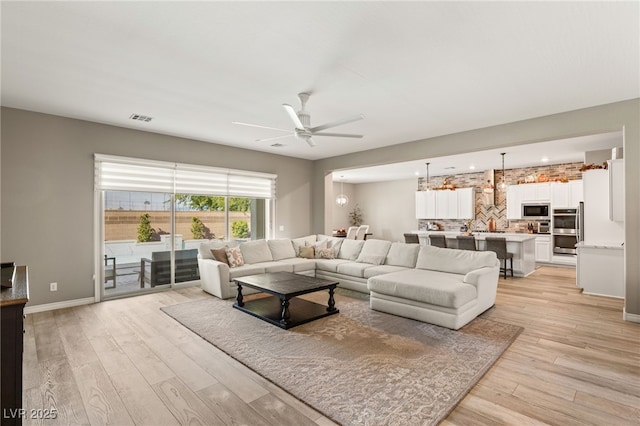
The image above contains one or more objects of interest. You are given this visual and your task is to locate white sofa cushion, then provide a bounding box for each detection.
[292,235,317,255]
[250,262,294,274]
[368,269,477,308]
[277,257,317,273]
[240,239,273,264]
[337,239,365,261]
[198,240,238,259]
[315,258,351,273]
[267,239,296,261]
[356,239,392,265]
[228,264,266,280]
[416,245,497,275]
[336,262,377,278]
[384,242,420,267]
[363,264,410,279]
[317,235,344,256]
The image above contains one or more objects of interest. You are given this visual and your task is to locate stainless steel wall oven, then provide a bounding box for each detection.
[553,208,577,255]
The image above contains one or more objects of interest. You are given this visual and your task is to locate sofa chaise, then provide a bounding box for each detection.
[197,235,499,329]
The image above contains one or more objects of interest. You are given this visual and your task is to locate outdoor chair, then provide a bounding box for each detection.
[140,249,199,287]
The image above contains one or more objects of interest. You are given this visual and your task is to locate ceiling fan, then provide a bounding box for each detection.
[233,92,364,147]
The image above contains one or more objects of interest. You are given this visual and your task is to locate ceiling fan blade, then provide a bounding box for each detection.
[306,137,316,147]
[282,104,305,129]
[232,122,291,133]
[313,132,363,138]
[310,114,364,133]
[256,134,294,143]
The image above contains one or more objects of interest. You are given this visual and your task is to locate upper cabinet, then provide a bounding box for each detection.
[506,185,521,219]
[457,187,475,219]
[519,182,550,202]
[608,159,624,222]
[506,182,550,219]
[415,191,436,219]
[415,188,474,219]
[550,180,583,209]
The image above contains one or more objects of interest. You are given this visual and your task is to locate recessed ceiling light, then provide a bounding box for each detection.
[469,165,476,170]
[541,157,549,162]
[414,171,420,176]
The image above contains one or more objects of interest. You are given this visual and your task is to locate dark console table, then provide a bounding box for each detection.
[1,265,29,425]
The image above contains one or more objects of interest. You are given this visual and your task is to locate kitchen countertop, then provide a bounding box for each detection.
[576,241,624,250]
[415,231,537,242]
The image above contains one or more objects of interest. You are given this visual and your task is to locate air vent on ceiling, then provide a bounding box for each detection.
[271,143,285,147]
[129,114,153,122]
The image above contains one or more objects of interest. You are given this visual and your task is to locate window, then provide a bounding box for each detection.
[95,154,276,299]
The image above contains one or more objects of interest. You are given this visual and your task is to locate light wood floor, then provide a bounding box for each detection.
[22,265,639,425]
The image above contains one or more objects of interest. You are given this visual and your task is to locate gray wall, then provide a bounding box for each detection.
[313,99,640,318]
[346,179,418,242]
[1,108,314,306]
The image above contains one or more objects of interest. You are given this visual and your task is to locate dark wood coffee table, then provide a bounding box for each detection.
[232,272,339,329]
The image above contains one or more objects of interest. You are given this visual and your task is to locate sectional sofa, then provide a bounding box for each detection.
[197,235,500,329]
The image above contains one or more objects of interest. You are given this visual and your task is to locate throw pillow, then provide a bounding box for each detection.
[316,247,335,259]
[210,248,229,265]
[225,246,245,268]
[299,246,315,259]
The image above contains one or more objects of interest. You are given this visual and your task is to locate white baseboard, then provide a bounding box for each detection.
[25,297,95,314]
[623,309,640,323]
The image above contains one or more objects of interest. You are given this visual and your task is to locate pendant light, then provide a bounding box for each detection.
[425,162,431,191]
[335,176,349,207]
[499,153,507,190]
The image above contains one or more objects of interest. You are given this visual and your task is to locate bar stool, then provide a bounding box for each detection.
[485,237,514,279]
[428,234,447,248]
[403,233,419,244]
[456,235,477,251]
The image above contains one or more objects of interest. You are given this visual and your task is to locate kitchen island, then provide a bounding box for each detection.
[415,231,536,277]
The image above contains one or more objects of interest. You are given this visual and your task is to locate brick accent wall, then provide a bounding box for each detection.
[104,210,250,241]
[417,162,583,232]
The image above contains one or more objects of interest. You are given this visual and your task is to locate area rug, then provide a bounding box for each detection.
[161,290,522,425]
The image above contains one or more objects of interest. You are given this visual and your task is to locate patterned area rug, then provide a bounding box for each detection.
[161,290,522,425]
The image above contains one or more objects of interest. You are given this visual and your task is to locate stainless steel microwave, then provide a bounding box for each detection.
[522,203,550,219]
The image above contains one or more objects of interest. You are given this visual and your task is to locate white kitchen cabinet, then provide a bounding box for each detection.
[506,185,521,219]
[520,182,550,202]
[415,191,436,219]
[534,235,552,262]
[456,187,475,219]
[416,188,474,220]
[551,180,583,209]
[608,159,624,222]
[576,243,624,298]
[436,190,458,219]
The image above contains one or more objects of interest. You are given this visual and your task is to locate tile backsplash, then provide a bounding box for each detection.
[417,162,583,232]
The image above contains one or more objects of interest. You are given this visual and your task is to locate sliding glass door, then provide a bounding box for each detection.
[95,155,276,301]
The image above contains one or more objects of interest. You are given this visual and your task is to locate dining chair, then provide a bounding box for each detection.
[356,225,370,240]
[485,237,514,279]
[456,235,477,251]
[403,233,419,244]
[428,234,447,248]
[345,226,358,239]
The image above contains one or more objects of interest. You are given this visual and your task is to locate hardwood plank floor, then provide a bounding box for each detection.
[22,265,639,425]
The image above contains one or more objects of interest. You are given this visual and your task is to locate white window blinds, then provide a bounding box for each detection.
[95,154,276,198]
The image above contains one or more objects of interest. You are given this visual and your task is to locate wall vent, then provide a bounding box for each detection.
[129,114,153,122]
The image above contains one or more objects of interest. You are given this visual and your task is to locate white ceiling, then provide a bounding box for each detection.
[1,2,638,162]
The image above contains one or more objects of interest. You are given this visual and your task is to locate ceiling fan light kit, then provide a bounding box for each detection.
[234,92,364,148]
